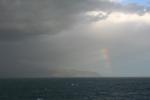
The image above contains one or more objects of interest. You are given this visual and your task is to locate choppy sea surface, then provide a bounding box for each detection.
[0,78,150,100]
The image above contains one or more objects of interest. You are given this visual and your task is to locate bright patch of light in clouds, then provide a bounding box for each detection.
[86,10,150,24]
[90,12,150,24]
[86,11,107,17]
[109,0,122,3]
[87,11,150,38]
[107,12,150,23]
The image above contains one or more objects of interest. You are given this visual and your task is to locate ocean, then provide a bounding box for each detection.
[0,78,150,100]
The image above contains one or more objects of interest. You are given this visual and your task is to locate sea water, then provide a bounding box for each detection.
[0,78,150,100]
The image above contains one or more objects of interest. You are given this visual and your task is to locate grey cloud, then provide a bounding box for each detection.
[1,0,150,77]
[0,0,82,41]
[1,0,148,41]
[120,4,150,15]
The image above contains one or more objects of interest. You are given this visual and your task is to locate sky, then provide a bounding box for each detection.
[0,0,150,78]
[122,0,150,6]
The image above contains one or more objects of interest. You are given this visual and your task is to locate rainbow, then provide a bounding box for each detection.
[102,48,111,69]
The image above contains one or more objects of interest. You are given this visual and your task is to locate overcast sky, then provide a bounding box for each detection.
[0,0,150,78]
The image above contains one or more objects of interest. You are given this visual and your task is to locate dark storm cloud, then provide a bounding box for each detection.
[0,0,107,41]
[0,0,150,77]
[0,0,149,41]
[0,0,82,41]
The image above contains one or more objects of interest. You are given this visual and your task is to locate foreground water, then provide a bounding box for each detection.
[0,78,150,100]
